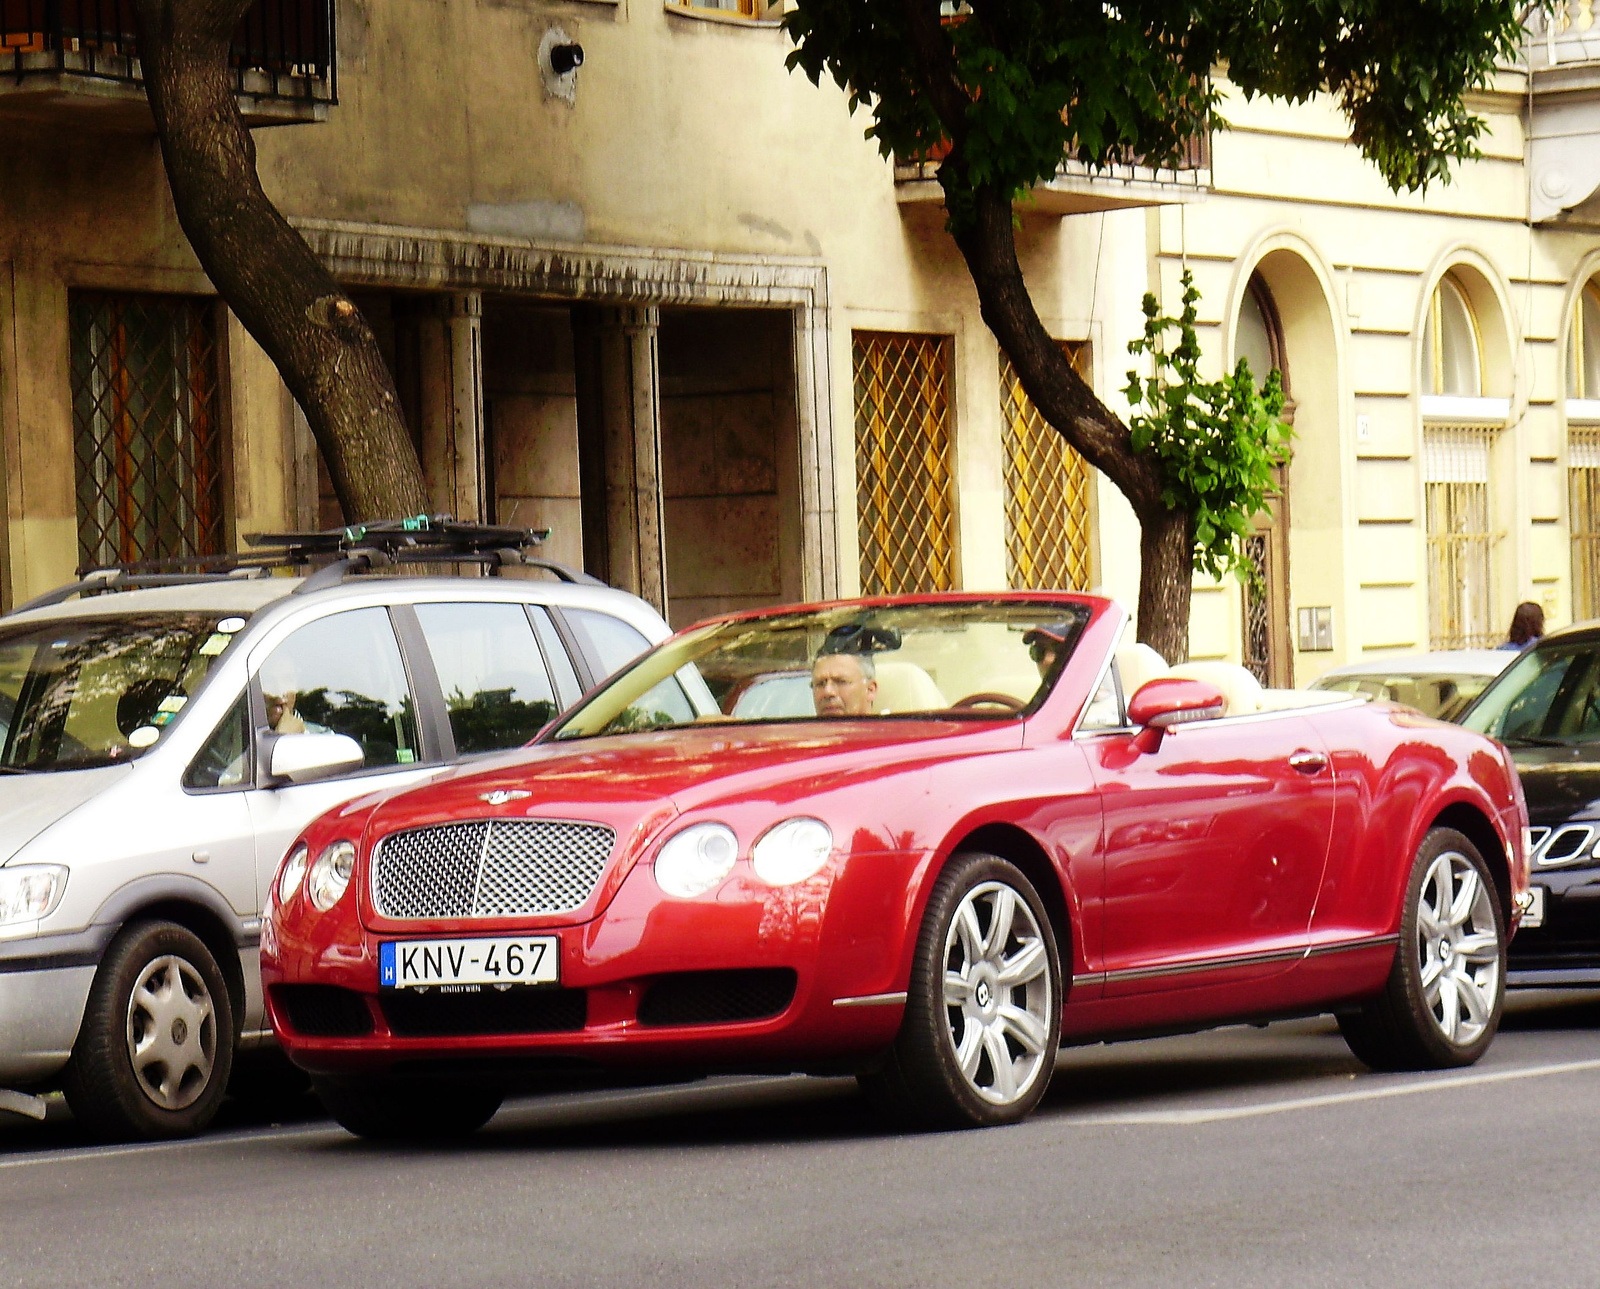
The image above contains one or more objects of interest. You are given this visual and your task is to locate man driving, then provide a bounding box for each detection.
[1023,623,1072,680]
[811,651,878,717]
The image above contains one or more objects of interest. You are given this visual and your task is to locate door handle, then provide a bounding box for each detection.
[1288,749,1328,775]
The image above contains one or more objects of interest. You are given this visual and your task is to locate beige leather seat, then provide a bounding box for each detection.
[1167,660,1264,717]
[873,660,947,714]
[1114,643,1170,699]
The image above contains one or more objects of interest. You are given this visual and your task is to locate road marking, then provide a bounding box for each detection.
[1064,1056,1600,1126]
[0,1122,346,1171]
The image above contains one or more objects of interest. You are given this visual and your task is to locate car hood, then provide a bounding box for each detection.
[1507,743,1600,823]
[362,719,1020,841]
[0,764,132,864]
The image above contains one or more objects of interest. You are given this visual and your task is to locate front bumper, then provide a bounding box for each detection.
[1509,860,1600,986]
[0,962,95,1084]
[263,850,920,1079]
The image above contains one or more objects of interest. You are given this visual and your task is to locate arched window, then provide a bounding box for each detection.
[1424,274,1482,397]
[1233,273,1284,386]
[1568,280,1600,401]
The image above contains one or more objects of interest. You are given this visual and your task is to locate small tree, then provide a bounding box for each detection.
[133,0,427,523]
[787,0,1530,660]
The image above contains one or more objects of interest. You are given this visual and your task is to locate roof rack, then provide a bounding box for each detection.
[9,516,603,615]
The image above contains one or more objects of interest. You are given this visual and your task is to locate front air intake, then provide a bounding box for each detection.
[637,969,798,1027]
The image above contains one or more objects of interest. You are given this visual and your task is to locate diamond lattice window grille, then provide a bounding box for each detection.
[69,292,226,571]
[1571,427,1600,622]
[999,346,1093,591]
[1424,424,1497,650]
[852,331,957,595]
[1241,534,1272,684]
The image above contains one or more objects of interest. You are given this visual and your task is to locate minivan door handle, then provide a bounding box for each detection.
[1288,749,1328,775]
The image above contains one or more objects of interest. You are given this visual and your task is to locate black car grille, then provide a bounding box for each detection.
[637,969,797,1028]
[380,987,588,1037]
[372,819,615,920]
[272,985,374,1038]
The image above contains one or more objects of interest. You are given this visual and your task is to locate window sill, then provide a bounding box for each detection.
[1420,395,1511,424]
[663,3,783,28]
[1566,399,1600,424]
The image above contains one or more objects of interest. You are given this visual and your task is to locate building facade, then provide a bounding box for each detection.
[3,0,1599,675]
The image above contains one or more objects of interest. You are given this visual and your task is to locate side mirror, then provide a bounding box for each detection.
[268,732,365,785]
[1127,677,1226,752]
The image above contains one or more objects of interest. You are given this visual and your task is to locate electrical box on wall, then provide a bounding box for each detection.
[1297,606,1334,652]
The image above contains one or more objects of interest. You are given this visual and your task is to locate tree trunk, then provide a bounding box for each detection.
[133,0,428,523]
[1135,506,1194,664]
[944,172,1194,657]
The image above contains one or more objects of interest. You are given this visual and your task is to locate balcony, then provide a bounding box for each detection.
[1525,2,1600,222]
[0,0,334,127]
[894,133,1211,216]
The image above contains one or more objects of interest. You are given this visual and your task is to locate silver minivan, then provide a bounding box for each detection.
[0,540,671,1139]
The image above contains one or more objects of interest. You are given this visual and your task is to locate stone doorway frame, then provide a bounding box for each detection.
[295,218,839,607]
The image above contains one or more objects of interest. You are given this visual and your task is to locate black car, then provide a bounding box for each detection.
[1460,625,1600,985]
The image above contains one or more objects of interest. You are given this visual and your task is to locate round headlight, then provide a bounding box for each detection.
[307,840,356,912]
[654,823,738,898]
[751,817,833,886]
[276,843,309,907]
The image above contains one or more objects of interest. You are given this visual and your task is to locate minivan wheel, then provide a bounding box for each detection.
[860,852,1061,1130]
[63,920,235,1140]
[1338,827,1505,1072]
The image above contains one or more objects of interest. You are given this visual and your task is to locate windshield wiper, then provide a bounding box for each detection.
[1502,734,1576,748]
[0,764,35,774]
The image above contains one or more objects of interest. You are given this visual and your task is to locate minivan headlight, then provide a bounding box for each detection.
[307,841,356,912]
[751,818,833,886]
[654,823,738,898]
[0,865,68,926]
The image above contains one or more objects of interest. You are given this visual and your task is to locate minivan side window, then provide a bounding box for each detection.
[414,602,559,754]
[257,609,420,769]
[184,695,252,790]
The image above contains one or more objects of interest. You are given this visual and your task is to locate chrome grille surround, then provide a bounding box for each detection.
[372,819,616,920]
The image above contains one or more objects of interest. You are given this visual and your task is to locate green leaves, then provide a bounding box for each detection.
[1124,271,1293,586]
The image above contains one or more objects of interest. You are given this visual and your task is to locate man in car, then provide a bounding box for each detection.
[811,651,877,717]
[1023,622,1072,680]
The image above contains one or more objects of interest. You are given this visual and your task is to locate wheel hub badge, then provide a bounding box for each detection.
[975,980,992,1010]
[171,1018,188,1044]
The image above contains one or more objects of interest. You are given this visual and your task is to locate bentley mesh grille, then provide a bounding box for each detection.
[372,819,615,920]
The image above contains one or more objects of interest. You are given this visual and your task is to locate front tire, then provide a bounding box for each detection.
[1338,827,1505,1071]
[860,852,1061,1130]
[313,1076,503,1142]
[63,920,235,1141]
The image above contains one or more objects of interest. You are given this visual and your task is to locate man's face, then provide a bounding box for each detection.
[1030,639,1060,678]
[811,654,877,717]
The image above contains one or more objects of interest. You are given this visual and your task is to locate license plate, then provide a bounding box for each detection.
[380,936,559,990]
[1523,886,1546,929]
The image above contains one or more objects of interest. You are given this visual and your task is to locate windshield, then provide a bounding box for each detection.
[0,612,246,772]
[1459,640,1600,746]
[549,600,1092,741]
[1312,670,1498,721]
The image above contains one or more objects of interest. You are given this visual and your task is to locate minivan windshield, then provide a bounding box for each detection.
[549,600,1092,742]
[1459,639,1600,747]
[0,612,246,772]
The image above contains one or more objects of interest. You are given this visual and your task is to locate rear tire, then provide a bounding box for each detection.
[63,920,235,1141]
[860,852,1061,1130]
[1338,827,1505,1071]
[313,1076,503,1141]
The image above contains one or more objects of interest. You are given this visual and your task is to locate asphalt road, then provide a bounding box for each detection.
[3,993,1598,1289]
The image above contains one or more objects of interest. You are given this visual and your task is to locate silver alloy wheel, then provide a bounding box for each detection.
[1416,850,1501,1046]
[124,954,216,1112]
[941,880,1053,1106]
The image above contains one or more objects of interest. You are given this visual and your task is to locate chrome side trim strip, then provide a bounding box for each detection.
[832,991,908,1008]
[1091,934,1399,987]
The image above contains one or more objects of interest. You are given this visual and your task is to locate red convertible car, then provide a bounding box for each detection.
[262,595,1530,1138]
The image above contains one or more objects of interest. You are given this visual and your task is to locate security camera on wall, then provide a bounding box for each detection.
[538,26,584,103]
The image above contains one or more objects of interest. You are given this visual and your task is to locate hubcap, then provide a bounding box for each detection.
[941,881,1053,1107]
[1416,852,1501,1047]
[125,954,216,1112]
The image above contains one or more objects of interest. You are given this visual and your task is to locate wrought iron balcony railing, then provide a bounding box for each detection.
[895,132,1211,215]
[1,0,334,113]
